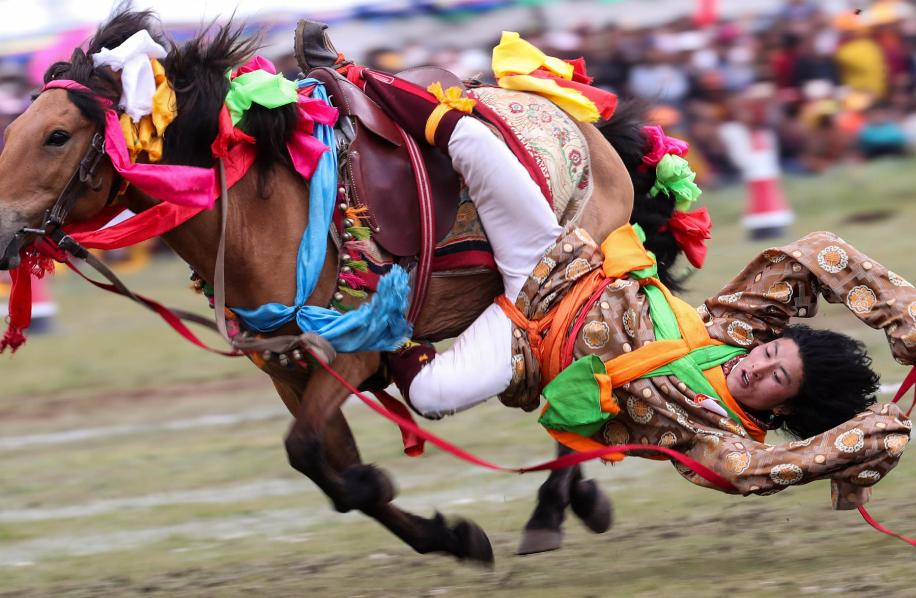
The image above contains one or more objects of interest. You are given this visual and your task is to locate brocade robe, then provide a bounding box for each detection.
[501,228,914,508]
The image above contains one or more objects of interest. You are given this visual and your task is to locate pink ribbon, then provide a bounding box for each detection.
[42,79,217,209]
[212,57,338,188]
[642,124,690,168]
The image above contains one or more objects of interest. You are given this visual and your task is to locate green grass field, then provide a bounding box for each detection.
[1,157,915,597]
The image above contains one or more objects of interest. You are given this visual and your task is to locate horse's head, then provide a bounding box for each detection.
[0,10,172,270]
[0,83,117,269]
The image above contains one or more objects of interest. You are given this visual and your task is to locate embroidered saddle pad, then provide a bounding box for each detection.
[359,86,595,287]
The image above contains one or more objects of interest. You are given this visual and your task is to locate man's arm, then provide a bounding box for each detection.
[676,402,911,508]
[699,231,916,365]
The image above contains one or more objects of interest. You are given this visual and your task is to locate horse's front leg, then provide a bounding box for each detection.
[281,353,393,513]
[517,442,613,555]
[281,353,493,564]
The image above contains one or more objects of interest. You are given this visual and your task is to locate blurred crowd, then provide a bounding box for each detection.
[360,0,916,188]
[3,0,916,188]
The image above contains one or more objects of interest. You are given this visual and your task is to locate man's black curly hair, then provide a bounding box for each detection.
[779,324,880,439]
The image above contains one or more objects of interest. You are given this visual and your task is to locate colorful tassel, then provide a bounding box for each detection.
[339,271,365,288]
[0,326,27,354]
[346,226,372,241]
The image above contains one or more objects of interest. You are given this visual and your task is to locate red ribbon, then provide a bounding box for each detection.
[664,207,713,269]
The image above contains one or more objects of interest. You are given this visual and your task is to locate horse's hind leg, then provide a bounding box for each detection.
[279,354,493,564]
[517,442,613,555]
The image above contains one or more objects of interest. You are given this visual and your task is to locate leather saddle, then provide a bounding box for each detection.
[297,21,462,258]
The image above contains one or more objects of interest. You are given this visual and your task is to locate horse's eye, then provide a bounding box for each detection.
[44,130,71,147]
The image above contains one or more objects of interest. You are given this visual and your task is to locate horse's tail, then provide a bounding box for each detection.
[596,100,686,293]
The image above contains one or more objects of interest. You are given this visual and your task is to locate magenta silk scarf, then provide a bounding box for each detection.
[42,79,217,209]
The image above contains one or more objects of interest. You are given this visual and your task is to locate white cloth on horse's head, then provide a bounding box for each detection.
[91,30,167,123]
[448,117,563,301]
[409,303,513,417]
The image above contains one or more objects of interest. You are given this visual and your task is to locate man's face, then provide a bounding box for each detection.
[726,338,803,412]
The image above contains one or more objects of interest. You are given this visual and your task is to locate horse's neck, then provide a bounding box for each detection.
[122,167,339,314]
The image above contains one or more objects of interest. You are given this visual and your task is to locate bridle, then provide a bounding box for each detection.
[0,119,117,268]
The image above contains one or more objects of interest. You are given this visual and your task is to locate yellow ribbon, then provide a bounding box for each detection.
[119,58,178,163]
[424,81,476,146]
[491,31,601,123]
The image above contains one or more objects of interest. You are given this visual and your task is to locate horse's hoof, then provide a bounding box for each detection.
[570,478,613,534]
[453,519,495,567]
[516,528,563,555]
[342,464,397,510]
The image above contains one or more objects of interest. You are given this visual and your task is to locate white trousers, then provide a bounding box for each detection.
[408,117,563,417]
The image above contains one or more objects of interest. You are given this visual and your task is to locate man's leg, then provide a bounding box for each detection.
[448,117,563,300]
[402,117,561,417]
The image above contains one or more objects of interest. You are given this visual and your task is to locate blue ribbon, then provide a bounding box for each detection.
[232,79,412,352]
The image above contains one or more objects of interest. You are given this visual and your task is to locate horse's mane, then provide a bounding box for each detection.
[43,6,298,195]
[598,99,688,293]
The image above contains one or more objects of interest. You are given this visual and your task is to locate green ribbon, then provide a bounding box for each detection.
[649,154,702,212]
[225,69,299,126]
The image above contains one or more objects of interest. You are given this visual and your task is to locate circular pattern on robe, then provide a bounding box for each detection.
[814,454,826,464]
[834,428,865,453]
[725,451,751,474]
[622,309,637,337]
[641,387,653,399]
[791,263,802,273]
[562,243,574,253]
[792,251,803,258]
[754,273,763,283]
[862,261,873,270]
[817,245,848,273]
[658,431,678,447]
[766,281,794,303]
[717,292,742,304]
[511,354,525,383]
[769,463,804,486]
[698,434,720,455]
[603,421,630,445]
[855,470,882,484]
[763,249,786,263]
[719,417,747,437]
[884,434,909,457]
[622,342,632,352]
[608,279,634,291]
[532,257,556,283]
[727,320,754,346]
[573,227,592,244]
[582,320,611,350]
[666,402,690,427]
[626,397,654,424]
[888,271,914,287]
[660,384,670,395]
[600,301,610,310]
[565,257,592,281]
[846,285,877,314]
[798,307,807,317]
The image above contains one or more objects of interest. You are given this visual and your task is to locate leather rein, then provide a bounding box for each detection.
[0,130,112,267]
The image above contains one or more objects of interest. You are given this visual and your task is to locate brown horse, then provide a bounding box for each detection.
[0,11,674,563]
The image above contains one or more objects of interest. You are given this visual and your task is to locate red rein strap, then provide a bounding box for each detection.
[892,365,916,417]
[64,257,239,357]
[301,346,737,490]
[313,348,916,547]
[853,366,916,546]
